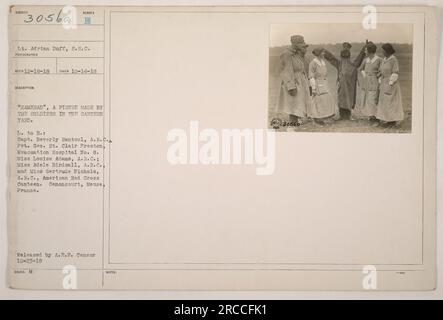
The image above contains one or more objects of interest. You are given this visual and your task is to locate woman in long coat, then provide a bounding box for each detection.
[276,35,311,127]
[308,47,336,125]
[375,43,404,127]
[353,43,382,121]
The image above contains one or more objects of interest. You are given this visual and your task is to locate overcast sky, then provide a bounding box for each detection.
[270,23,413,47]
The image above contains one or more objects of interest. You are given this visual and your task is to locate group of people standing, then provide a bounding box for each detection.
[276,35,404,129]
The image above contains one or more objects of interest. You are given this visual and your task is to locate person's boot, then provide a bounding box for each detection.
[324,116,335,124]
[370,117,380,127]
[387,121,396,127]
[286,114,300,131]
[349,111,358,121]
[380,121,393,128]
[339,108,350,120]
[288,114,299,127]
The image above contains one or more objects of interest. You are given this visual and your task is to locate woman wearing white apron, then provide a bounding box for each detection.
[308,47,336,125]
[353,42,382,123]
[375,43,404,127]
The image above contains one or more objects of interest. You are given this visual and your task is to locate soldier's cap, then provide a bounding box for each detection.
[291,35,308,48]
[343,42,352,49]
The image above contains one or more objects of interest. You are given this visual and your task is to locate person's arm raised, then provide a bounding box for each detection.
[323,49,340,70]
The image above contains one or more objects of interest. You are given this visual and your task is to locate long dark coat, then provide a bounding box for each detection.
[324,48,366,110]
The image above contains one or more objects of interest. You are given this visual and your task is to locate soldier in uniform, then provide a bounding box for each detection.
[323,41,368,120]
[276,35,311,129]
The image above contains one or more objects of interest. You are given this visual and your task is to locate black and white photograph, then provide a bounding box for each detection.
[269,23,413,133]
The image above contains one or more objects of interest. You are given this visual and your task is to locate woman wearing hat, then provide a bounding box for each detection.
[308,47,336,125]
[276,35,311,128]
[375,43,404,127]
[353,42,382,122]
